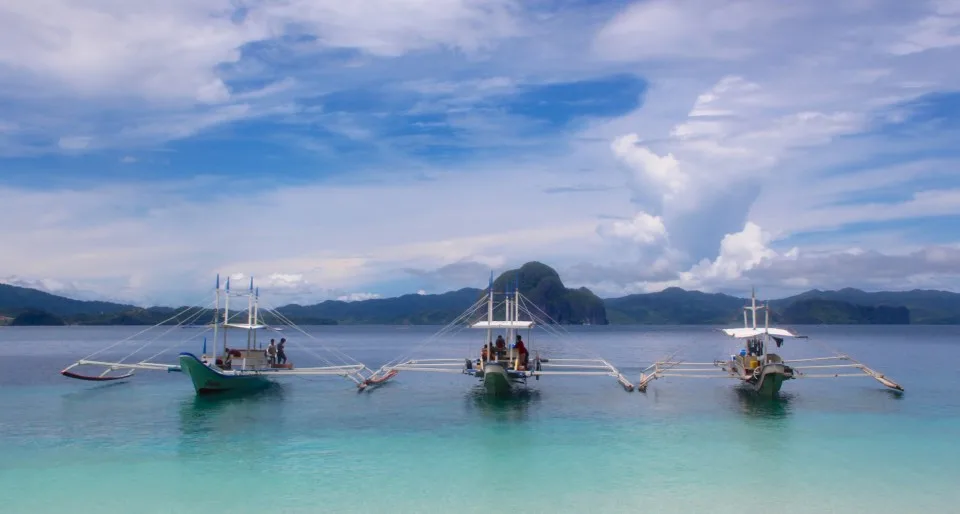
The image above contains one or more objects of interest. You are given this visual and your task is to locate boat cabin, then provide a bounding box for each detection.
[204,348,293,371]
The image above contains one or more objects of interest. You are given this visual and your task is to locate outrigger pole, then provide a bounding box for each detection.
[636,289,903,393]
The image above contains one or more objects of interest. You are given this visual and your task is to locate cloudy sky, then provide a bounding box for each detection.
[1,0,959,306]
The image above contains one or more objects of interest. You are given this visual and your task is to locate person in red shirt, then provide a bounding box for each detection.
[514,335,528,370]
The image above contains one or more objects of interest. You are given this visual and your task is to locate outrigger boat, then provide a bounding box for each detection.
[637,289,903,396]
[365,274,634,396]
[60,275,395,395]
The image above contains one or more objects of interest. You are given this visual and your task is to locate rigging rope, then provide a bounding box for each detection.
[377,296,489,372]
[516,295,593,356]
[115,303,210,364]
[140,310,216,363]
[78,291,215,362]
[257,304,363,374]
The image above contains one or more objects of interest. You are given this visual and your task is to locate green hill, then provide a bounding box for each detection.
[605,287,745,324]
[2,274,959,326]
[0,283,132,317]
[769,288,960,324]
[276,287,481,325]
[605,287,959,324]
[9,309,66,326]
[490,261,607,325]
[779,299,910,324]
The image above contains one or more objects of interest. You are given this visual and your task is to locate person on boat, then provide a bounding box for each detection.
[267,339,277,365]
[277,338,287,365]
[495,335,506,358]
[515,335,529,370]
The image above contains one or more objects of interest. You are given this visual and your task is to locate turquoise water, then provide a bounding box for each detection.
[1,325,958,513]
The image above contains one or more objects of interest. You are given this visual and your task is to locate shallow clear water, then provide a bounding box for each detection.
[1,325,958,513]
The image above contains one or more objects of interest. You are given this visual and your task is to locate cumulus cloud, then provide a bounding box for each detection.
[597,211,667,245]
[610,135,687,206]
[745,245,960,292]
[676,222,794,288]
[0,164,609,303]
[585,0,960,295]
[0,0,526,154]
[3,0,960,303]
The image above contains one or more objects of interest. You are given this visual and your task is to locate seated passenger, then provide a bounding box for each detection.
[495,335,506,358]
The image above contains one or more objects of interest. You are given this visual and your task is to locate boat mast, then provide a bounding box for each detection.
[254,286,260,349]
[212,274,220,364]
[514,274,520,327]
[763,298,770,363]
[247,277,254,351]
[223,277,230,355]
[486,271,493,360]
[505,282,512,347]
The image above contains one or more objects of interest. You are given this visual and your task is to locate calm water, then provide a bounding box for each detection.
[1,325,958,513]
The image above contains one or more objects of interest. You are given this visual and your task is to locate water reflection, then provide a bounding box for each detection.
[730,386,794,421]
[463,386,541,423]
[177,385,288,453]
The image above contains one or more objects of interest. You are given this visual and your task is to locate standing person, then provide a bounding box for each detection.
[277,338,287,365]
[267,339,277,365]
[515,335,529,370]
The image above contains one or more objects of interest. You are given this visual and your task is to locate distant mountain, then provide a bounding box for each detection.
[768,288,960,324]
[491,261,607,325]
[9,309,66,326]
[605,287,745,324]
[779,299,910,324]
[276,261,608,325]
[3,274,959,326]
[0,283,132,317]
[276,287,481,325]
[606,287,960,325]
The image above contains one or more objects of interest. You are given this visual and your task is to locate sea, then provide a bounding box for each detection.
[1,324,958,513]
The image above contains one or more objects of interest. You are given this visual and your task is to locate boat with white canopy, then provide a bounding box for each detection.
[60,275,394,395]
[637,288,903,396]
[365,274,634,395]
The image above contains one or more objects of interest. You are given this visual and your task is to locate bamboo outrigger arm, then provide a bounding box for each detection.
[789,356,904,391]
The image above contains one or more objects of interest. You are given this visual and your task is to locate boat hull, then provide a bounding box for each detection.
[751,363,789,396]
[178,353,271,395]
[481,362,517,396]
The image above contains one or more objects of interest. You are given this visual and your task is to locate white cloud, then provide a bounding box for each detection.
[586,0,960,292]
[677,222,790,286]
[3,0,960,302]
[261,0,521,58]
[888,1,960,55]
[0,1,520,103]
[58,136,92,150]
[0,164,610,303]
[610,135,686,205]
[592,0,799,61]
[336,292,382,302]
[0,0,526,154]
[597,211,667,245]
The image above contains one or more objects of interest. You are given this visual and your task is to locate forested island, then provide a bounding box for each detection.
[2,262,959,326]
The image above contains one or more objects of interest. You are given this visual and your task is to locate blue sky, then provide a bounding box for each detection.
[1,0,960,305]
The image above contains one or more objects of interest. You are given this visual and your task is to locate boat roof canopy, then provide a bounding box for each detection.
[224,322,268,330]
[722,327,801,339]
[470,320,535,330]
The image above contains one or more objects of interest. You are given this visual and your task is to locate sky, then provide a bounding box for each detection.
[1,0,960,306]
